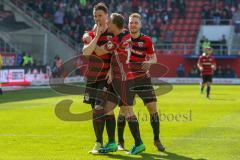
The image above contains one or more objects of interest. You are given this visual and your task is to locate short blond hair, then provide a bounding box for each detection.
[129,13,141,20]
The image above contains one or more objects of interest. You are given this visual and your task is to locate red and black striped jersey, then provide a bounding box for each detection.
[103,29,132,80]
[198,54,216,76]
[128,34,155,78]
[82,29,114,81]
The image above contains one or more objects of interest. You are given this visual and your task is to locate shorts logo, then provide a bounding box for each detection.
[103,87,107,92]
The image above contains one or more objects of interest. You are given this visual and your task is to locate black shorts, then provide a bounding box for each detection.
[111,75,157,106]
[133,75,157,105]
[202,75,213,83]
[83,80,109,108]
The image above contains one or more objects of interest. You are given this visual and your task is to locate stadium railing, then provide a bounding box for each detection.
[155,43,240,55]
[201,19,233,25]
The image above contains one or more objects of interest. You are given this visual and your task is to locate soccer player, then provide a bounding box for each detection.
[117,13,165,152]
[0,54,2,95]
[96,13,145,155]
[82,3,117,154]
[197,47,216,98]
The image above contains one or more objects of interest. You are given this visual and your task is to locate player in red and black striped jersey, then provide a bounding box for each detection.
[197,47,216,98]
[117,13,165,152]
[82,3,118,154]
[96,13,146,155]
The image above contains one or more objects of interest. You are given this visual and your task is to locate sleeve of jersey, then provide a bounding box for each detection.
[82,32,93,45]
[146,38,154,55]
[198,56,203,65]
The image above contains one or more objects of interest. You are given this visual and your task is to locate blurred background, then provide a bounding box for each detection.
[0,0,240,88]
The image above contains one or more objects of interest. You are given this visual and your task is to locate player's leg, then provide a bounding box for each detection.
[206,75,213,98]
[85,81,106,154]
[201,75,207,94]
[0,83,2,95]
[117,107,126,150]
[98,100,118,153]
[135,76,165,151]
[122,105,145,155]
[145,102,165,151]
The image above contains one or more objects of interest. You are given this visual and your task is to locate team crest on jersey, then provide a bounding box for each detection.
[105,41,117,51]
[107,35,112,40]
[138,42,144,47]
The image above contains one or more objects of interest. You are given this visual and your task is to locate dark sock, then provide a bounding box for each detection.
[201,85,204,93]
[92,108,105,144]
[207,86,211,97]
[0,88,2,95]
[150,112,160,141]
[117,114,126,143]
[105,115,116,143]
[127,115,142,146]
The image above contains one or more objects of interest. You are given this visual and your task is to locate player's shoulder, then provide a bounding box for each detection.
[118,29,131,42]
[121,29,130,37]
[140,34,153,43]
[141,34,152,40]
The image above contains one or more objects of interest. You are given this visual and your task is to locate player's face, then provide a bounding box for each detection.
[128,17,141,34]
[93,10,108,26]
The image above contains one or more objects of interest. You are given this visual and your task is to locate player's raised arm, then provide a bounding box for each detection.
[82,24,103,56]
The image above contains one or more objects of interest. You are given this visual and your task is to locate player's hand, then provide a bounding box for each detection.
[96,22,103,38]
[106,69,113,84]
[212,65,216,71]
[142,61,152,72]
[199,66,203,71]
[82,34,92,44]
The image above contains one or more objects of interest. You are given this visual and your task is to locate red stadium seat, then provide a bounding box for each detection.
[178,19,184,25]
[171,18,177,24]
[183,25,190,31]
[174,31,181,37]
[185,19,191,25]
[183,31,188,37]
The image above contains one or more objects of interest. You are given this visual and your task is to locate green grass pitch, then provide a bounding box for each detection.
[0,85,240,160]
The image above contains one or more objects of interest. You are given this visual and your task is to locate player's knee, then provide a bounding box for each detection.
[118,107,125,115]
[121,106,134,118]
[146,102,157,114]
[104,101,116,115]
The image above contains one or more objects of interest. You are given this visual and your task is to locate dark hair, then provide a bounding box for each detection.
[93,2,108,13]
[111,13,124,29]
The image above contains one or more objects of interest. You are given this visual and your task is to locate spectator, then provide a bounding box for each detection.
[178,0,186,18]
[215,65,224,77]
[233,9,240,35]
[200,36,211,53]
[163,28,174,50]
[54,7,65,30]
[52,55,62,78]
[224,64,236,77]
[189,65,200,77]
[220,34,228,55]
[177,64,185,77]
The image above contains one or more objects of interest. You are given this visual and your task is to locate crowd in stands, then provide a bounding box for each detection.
[21,0,187,43]
[202,0,238,24]
[177,64,237,78]
[202,0,240,34]
[200,35,228,55]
